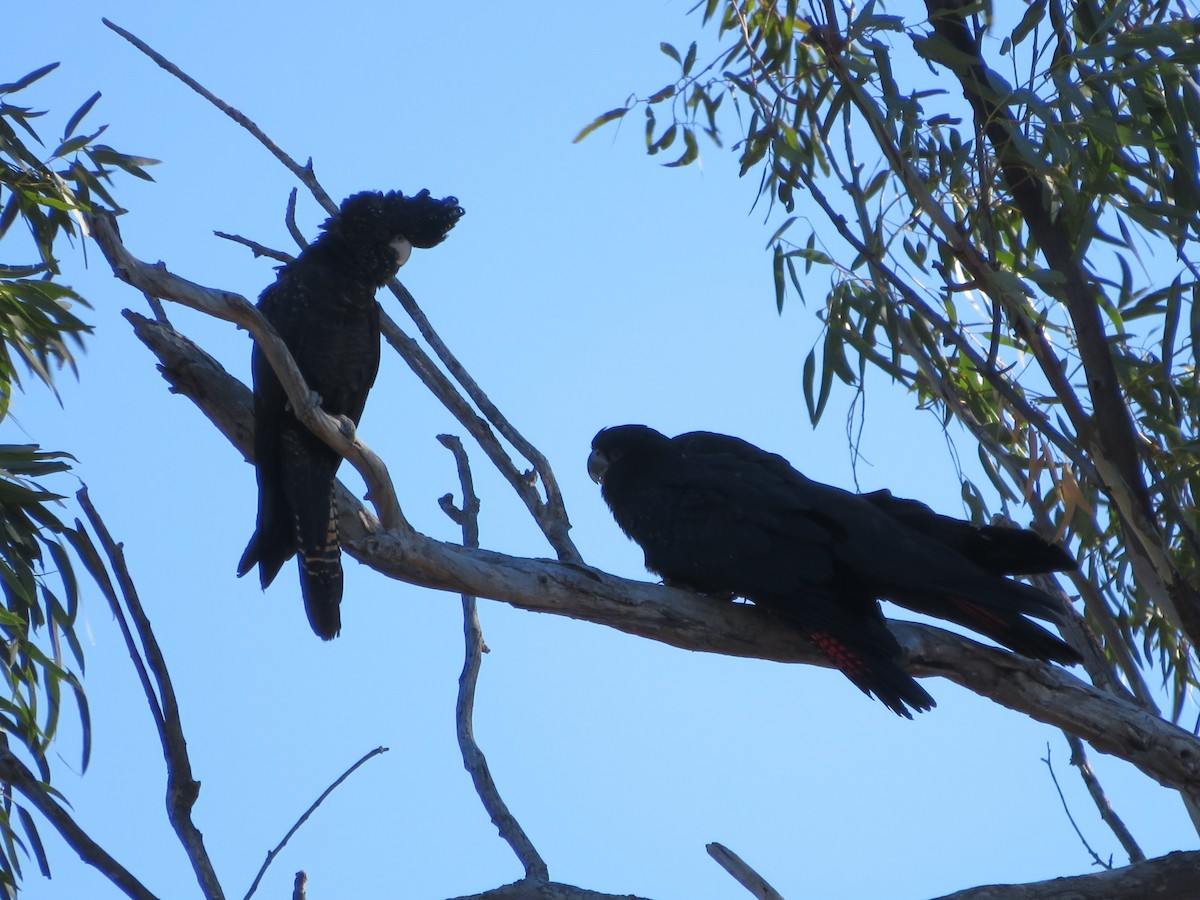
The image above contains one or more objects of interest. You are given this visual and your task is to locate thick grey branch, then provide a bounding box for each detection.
[87,208,409,536]
[446,880,651,900]
[930,850,1200,900]
[124,310,1200,804]
[243,747,388,900]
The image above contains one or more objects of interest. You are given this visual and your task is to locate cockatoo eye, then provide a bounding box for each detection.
[390,237,413,268]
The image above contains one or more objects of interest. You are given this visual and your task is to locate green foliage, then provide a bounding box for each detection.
[0,63,152,894]
[585,1,1200,712]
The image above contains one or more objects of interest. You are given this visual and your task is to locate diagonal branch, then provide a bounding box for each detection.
[921,0,1200,652]
[213,224,580,563]
[0,736,159,900]
[103,18,579,563]
[123,308,1200,805]
[1064,733,1145,864]
[101,18,335,212]
[85,208,410,538]
[706,843,785,900]
[243,747,388,900]
[76,489,224,900]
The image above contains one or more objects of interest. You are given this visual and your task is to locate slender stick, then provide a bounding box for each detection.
[706,843,786,900]
[101,19,335,213]
[1042,743,1110,869]
[243,747,388,900]
[77,488,225,900]
[1065,734,1146,863]
[439,434,549,881]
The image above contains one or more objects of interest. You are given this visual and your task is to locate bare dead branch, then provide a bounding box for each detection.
[390,279,580,562]
[1065,734,1146,864]
[929,850,1200,900]
[379,311,578,556]
[243,747,388,900]
[123,309,1200,805]
[292,871,306,900]
[445,880,651,900]
[102,19,579,562]
[86,208,410,538]
[213,231,292,263]
[0,737,159,900]
[439,434,549,882]
[1042,743,1110,870]
[101,18,335,213]
[706,843,785,900]
[76,489,225,900]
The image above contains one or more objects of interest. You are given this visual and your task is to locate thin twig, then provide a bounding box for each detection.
[102,18,335,213]
[1065,733,1146,863]
[213,231,292,263]
[439,434,549,882]
[77,488,225,900]
[243,747,388,900]
[706,843,786,900]
[1042,743,1110,869]
[0,737,159,900]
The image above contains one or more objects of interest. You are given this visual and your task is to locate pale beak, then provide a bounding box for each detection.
[390,237,414,268]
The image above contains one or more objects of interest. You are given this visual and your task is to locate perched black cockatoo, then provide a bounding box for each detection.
[238,189,463,639]
[588,425,1080,717]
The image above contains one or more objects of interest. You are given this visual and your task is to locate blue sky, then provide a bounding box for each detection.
[7,3,1195,899]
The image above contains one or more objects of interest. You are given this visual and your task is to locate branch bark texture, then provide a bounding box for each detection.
[931,849,1200,900]
[121,309,1200,806]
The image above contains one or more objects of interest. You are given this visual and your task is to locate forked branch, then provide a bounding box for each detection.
[101,17,579,563]
[123,308,1200,806]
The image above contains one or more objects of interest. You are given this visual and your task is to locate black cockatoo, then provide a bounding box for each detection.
[238,189,463,639]
[588,425,1080,717]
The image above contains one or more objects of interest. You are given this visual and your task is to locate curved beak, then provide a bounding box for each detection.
[586,449,608,485]
[390,237,414,268]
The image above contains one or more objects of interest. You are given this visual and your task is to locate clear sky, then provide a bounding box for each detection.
[7,3,1195,899]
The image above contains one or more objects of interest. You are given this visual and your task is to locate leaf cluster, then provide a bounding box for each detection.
[0,64,152,894]
[582,0,1200,712]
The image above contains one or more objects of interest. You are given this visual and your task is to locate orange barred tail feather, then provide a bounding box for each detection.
[806,628,935,719]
